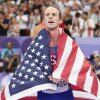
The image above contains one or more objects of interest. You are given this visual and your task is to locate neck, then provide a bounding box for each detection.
[49,27,61,47]
[49,27,60,35]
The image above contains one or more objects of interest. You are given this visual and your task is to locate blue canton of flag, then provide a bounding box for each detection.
[2,29,56,100]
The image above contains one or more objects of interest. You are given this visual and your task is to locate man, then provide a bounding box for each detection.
[1,42,19,72]
[37,6,74,100]
[0,5,100,100]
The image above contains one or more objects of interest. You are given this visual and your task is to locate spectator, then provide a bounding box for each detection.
[81,11,95,37]
[0,0,99,38]
[63,19,72,37]
[90,3,100,25]
[70,12,84,38]
[55,0,66,13]
[93,51,100,80]
[8,0,17,18]
[94,23,100,37]
[1,42,19,72]
[32,8,41,26]
[7,16,20,37]
[63,6,72,23]
[0,11,9,36]
[16,9,28,36]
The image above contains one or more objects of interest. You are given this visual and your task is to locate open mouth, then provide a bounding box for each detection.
[48,21,54,23]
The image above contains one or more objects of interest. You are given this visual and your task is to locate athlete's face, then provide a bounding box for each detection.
[43,7,62,30]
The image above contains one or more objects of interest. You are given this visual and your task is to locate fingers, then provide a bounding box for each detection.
[48,75,61,83]
[48,75,53,81]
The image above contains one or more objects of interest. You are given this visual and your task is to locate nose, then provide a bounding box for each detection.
[48,14,53,19]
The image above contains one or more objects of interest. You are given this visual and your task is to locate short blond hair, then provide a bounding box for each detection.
[41,5,62,21]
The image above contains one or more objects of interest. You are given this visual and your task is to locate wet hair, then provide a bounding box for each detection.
[41,5,62,21]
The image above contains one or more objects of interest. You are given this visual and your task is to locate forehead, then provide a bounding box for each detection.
[44,7,60,14]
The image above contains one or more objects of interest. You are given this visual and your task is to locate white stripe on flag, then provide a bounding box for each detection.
[84,66,93,93]
[68,47,84,85]
[5,82,10,99]
[6,83,56,100]
[53,36,73,79]
[0,90,1,100]
[73,90,100,100]
[97,79,100,98]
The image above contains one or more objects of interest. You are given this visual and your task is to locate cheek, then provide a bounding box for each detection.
[55,20,61,25]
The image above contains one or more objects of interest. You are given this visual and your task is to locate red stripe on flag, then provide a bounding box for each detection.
[1,88,6,100]
[91,71,98,96]
[75,98,93,100]
[61,41,78,81]
[18,97,37,100]
[76,59,90,89]
[71,85,84,91]
[18,97,93,100]
[53,33,67,71]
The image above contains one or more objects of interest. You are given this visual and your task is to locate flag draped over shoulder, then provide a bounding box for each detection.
[0,29,56,100]
[52,31,100,99]
[0,27,100,100]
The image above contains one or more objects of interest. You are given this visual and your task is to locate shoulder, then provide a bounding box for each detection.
[30,23,46,38]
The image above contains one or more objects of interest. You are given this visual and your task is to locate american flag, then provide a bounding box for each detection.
[0,28,100,100]
[52,31,100,99]
[0,29,57,100]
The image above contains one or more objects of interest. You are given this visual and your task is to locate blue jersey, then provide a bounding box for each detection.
[37,46,74,100]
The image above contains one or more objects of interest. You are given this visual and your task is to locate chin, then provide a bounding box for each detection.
[47,26,57,30]
[48,27,56,31]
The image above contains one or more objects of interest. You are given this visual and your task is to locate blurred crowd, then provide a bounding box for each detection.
[87,51,100,80]
[0,0,100,80]
[0,0,100,38]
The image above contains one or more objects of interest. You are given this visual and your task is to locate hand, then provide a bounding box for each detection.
[48,75,61,84]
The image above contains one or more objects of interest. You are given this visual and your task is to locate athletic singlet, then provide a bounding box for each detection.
[42,46,70,93]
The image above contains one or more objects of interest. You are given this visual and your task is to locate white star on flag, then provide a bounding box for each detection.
[33,71,38,75]
[36,51,41,56]
[42,54,46,59]
[18,72,22,77]
[30,77,35,81]
[39,45,44,49]
[44,65,49,70]
[37,67,41,70]
[31,49,35,53]
[39,74,45,78]
[21,66,26,70]
[28,54,33,58]
[25,60,29,64]
[31,62,35,67]
[40,62,43,66]
[27,68,32,72]
[35,42,39,46]
[12,84,16,88]
[44,72,47,75]
[34,58,38,63]
[24,75,28,79]
[38,35,43,40]
[20,81,25,85]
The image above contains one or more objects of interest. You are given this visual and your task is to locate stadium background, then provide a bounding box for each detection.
[0,0,100,99]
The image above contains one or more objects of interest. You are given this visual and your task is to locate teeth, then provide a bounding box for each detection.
[49,22,54,23]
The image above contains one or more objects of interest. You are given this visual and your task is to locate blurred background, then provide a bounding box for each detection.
[0,0,100,91]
